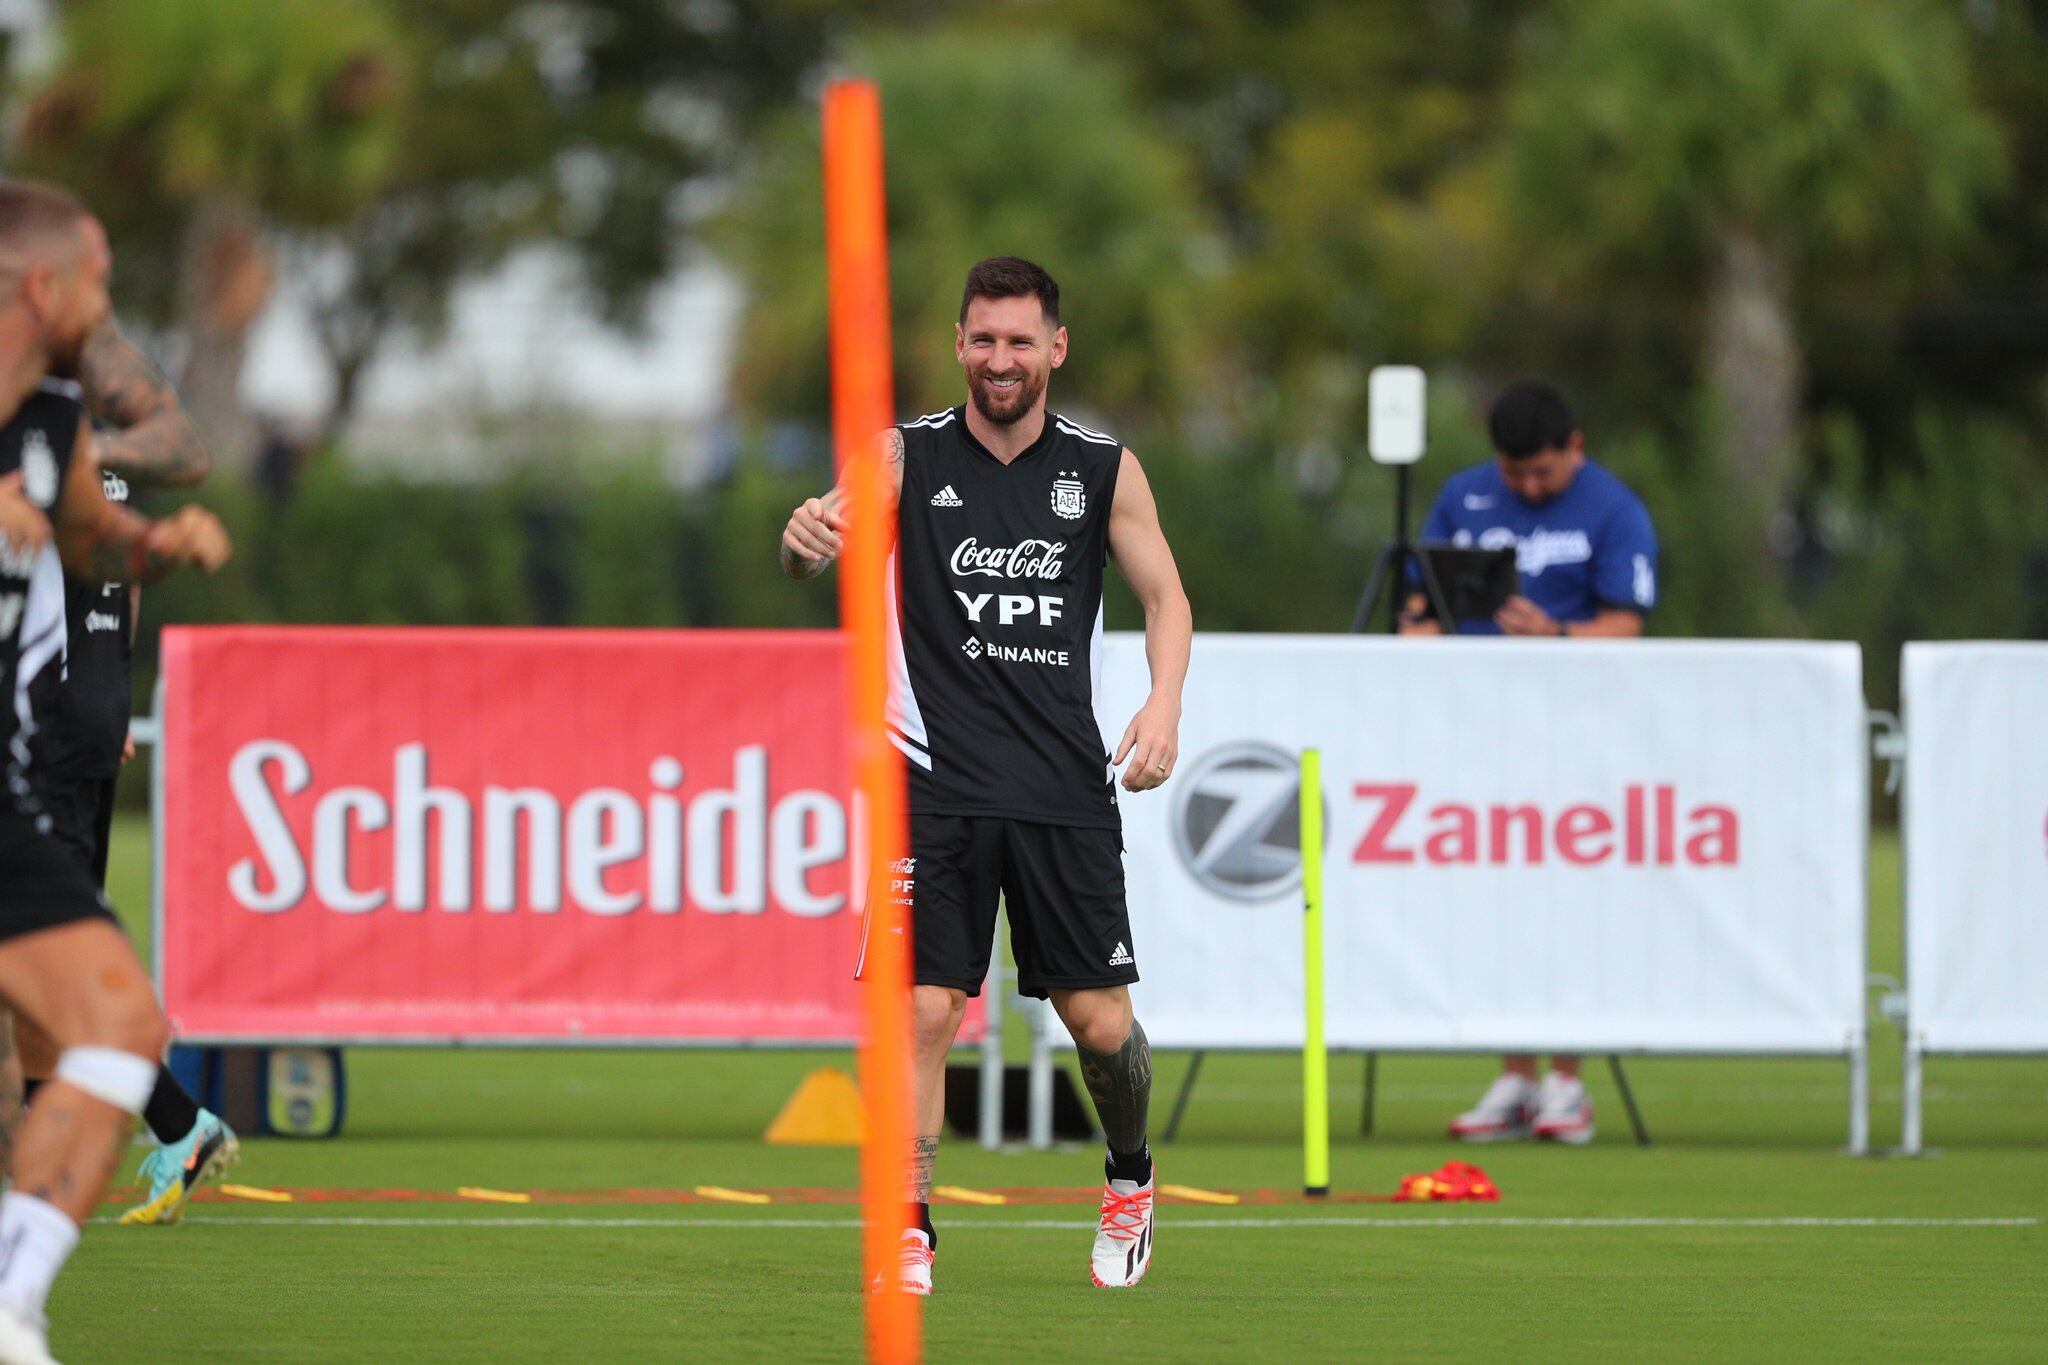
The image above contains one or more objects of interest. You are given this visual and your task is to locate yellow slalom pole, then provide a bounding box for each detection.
[1301,747,1330,1198]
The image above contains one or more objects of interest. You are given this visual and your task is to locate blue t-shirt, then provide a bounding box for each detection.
[1415,459,1658,635]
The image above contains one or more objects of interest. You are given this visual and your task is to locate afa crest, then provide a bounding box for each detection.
[20,429,57,507]
[1051,471,1085,521]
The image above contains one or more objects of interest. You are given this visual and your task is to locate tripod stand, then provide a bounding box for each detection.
[1349,461,1458,634]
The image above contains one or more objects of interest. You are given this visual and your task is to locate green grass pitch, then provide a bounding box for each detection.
[52,819,2047,1361]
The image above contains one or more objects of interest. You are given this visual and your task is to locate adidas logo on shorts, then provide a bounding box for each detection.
[1109,941,1134,967]
[930,484,963,507]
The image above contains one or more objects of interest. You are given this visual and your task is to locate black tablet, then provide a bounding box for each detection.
[1415,545,1519,622]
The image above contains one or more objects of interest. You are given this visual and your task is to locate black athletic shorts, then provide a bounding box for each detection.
[37,773,117,890]
[890,813,1137,1000]
[0,809,118,944]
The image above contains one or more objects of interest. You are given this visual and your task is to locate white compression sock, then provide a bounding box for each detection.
[0,1193,79,1316]
[53,1046,157,1115]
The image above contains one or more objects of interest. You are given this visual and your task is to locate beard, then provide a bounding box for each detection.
[967,365,1046,427]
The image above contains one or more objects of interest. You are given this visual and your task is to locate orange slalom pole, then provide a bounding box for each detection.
[823,79,919,1364]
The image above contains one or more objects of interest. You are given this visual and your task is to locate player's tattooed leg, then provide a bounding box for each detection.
[907,1133,940,1247]
[1077,1018,1152,1158]
[907,1134,938,1205]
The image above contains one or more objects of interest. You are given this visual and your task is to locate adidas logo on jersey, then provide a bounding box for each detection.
[1109,941,1134,967]
[930,484,963,507]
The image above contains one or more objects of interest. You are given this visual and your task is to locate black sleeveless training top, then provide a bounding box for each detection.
[888,405,1124,830]
[0,382,85,820]
[38,456,133,780]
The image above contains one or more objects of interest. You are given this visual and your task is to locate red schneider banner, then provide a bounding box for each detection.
[158,627,967,1044]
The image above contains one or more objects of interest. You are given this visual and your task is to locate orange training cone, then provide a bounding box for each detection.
[764,1067,869,1146]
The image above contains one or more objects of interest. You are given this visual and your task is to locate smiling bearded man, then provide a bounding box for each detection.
[780,255,1194,1294]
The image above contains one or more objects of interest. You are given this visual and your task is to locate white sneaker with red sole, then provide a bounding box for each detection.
[875,1229,933,1296]
[1449,1073,1536,1142]
[1531,1071,1595,1145]
[1090,1175,1155,1288]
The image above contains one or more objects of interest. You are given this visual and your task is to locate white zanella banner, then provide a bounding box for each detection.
[1902,643,2048,1054]
[1097,635,1868,1054]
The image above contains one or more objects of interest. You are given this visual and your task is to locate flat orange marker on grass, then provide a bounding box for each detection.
[694,1186,773,1206]
[458,1188,532,1205]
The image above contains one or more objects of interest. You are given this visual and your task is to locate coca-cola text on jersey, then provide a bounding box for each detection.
[947,537,1067,580]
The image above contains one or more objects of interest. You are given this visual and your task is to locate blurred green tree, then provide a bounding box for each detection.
[1015,0,1553,481]
[1025,0,1551,248]
[14,0,411,462]
[1500,0,2004,515]
[1892,4,2048,423]
[14,0,928,454]
[295,0,921,444]
[717,28,1219,436]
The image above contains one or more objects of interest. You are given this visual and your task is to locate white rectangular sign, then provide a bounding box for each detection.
[1903,644,2048,1053]
[1100,635,1867,1054]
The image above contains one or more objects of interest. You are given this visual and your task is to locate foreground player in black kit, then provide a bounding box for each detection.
[782,256,1193,1292]
[15,319,239,1226]
[0,180,231,1364]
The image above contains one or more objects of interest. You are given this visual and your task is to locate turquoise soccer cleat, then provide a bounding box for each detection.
[120,1110,240,1226]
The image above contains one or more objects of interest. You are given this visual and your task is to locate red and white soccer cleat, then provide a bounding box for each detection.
[888,1229,934,1296]
[1449,1073,1536,1142]
[1530,1071,1596,1145]
[1090,1175,1155,1288]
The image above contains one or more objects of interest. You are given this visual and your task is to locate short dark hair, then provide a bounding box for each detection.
[0,179,91,259]
[959,255,1059,328]
[1488,381,1576,459]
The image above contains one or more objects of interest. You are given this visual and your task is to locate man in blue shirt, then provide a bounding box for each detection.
[1400,380,1659,1145]
[1402,380,1657,638]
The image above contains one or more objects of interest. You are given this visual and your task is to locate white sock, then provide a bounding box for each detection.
[0,1193,79,1317]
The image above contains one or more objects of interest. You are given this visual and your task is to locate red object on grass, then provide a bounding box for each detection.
[1391,1161,1501,1202]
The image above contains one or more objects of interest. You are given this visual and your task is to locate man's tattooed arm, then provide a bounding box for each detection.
[777,428,901,580]
[81,509,155,586]
[77,506,230,587]
[54,431,232,586]
[780,535,830,581]
[78,320,213,486]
